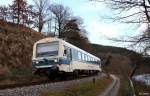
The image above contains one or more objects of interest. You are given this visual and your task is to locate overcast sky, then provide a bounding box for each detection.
[0,0,145,48]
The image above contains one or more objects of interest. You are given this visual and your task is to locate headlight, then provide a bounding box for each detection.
[36,61,39,64]
[54,59,58,62]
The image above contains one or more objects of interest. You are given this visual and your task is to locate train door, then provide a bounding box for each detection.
[68,48,73,72]
[64,47,72,61]
[64,46,72,72]
[67,48,72,72]
[67,48,72,61]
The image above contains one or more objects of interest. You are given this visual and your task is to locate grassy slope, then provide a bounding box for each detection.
[0,20,44,82]
[91,44,150,75]
[91,44,141,75]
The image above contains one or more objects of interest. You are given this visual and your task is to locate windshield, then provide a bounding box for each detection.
[36,42,59,57]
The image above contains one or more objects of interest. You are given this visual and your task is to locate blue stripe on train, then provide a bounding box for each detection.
[32,59,70,67]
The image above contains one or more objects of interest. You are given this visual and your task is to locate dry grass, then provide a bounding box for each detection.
[41,77,112,96]
[0,20,44,67]
[0,20,45,83]
[118,76,132,96]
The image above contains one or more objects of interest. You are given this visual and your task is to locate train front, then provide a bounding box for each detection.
[32,38,62,77]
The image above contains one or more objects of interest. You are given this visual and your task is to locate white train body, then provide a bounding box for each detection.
[32,38,102,75]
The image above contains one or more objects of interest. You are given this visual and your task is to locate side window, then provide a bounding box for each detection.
[85,55,87,61]
[87,56,90,62]
[91,58,93,61]
[90,57,92,62]
[94,59,96,64]
[92,58,94,62]
[82,53,85,61]
[78,51,82,60]
[86,55,88,61]
[72,49,78,59]
[95,59,98,64]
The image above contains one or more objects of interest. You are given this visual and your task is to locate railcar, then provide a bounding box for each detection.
[32,38,102,78]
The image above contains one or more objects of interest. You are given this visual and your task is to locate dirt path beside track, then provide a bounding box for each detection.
[99,74,120,96]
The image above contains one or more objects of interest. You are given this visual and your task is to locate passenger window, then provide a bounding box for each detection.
[78,52,82,60]
[73,49,78,59]
[85,55,87,61]
[87,56,89,61]
[90,57,92,62]
[82,53,85,61]
[88,56,90,61]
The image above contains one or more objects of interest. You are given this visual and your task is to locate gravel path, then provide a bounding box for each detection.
[99,74,120,96]
[0,75,104,96]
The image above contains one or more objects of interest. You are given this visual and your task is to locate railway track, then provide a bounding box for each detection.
[0,74,105,96]
[0,79,52,90]
[0,75,86,90]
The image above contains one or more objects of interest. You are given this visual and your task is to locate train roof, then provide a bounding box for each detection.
[35,37,100,60]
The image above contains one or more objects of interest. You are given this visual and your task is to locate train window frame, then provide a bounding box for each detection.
[36,41,59,57]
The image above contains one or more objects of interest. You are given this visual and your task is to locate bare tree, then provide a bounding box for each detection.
[94,0,150,23]
[9,0,35,27]
[49,4,71,38]
[91,0,150,55]
[0,6,9,21]
[33,0,50,32]
[25,5,37,27]
[9,0,27,25]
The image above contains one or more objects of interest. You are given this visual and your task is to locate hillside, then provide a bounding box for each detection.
[0,20,44,81]
[91,44,142,75]
[90,44,150,95]
[91,44,140,57]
